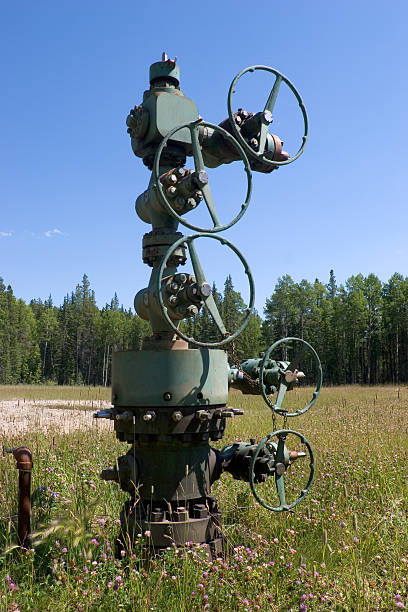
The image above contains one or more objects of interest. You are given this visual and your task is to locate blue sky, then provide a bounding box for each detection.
[1,0,407,314]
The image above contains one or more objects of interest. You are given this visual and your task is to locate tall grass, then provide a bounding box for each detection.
[0,385,407,611]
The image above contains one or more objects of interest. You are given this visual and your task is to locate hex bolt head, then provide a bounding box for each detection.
[163,392,172,401]
[166,186,177,197]
[175,167,186,178]
[250,138,259,149]
[171,411,183,422]
[143,411,156,421]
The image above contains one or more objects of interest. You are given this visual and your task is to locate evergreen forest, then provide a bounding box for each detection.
[1,270,408,386]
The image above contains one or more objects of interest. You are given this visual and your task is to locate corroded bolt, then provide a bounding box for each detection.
[250,138,258,149]
[143,411,156,422]
[168,295,178,305]
[175,167,186,178]
[171,411,183,422]
[166,186,177,197]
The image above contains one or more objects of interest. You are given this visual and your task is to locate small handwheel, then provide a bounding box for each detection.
[249,430,314,512]
[259,337,322,417]
[227,65,308,166]
[156,233,255,348]
[153,119,252,233]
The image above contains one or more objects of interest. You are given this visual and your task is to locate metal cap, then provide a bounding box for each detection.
[149,53,180,86]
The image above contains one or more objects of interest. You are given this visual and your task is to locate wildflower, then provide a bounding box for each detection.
[144,530,151,537]
[91,538,99,546]
[120,550,126,557]
[107,581,113,588]
[243,598,249,606]
[62,547,68,553]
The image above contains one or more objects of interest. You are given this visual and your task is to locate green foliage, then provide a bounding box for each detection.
[3,268,408,385]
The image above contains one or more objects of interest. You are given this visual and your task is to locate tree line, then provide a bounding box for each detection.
[0,270,407,386]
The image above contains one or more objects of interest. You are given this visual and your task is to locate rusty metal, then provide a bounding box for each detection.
[11,446,33,548]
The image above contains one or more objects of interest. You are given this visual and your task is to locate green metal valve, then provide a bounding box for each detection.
[156,233,255,347]
[153,119,252,233]
[249,430,314,512]
[227,65,308,167]
[259,337,322,417]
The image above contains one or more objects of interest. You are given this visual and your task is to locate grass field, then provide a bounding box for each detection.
[0,385,407,611]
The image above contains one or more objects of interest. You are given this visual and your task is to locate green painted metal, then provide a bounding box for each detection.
[249,430,315,512]
[112,348,228,407]
[227,65,308,166]
[259,337,322,417]
[103,56,320,555]
[153,119,252,232]
[156,232,255,347]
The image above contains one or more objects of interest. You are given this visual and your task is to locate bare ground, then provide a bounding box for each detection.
[0,399,114,436]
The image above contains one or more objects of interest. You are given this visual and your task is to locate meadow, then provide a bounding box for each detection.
[0,384,407,611]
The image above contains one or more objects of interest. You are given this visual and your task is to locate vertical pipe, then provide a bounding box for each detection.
[12,447,33,548]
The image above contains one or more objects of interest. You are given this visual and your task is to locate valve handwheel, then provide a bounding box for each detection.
[259,337,322,417]
[227,65,308,167]
[153,119,252,233]
[156,233,255,348]
[249,429,314,512]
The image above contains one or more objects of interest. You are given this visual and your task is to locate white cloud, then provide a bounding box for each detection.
[0,231,12,237]
[44,228,63,238]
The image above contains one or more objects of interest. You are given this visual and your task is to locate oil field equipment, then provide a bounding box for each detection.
[95,55,322,556]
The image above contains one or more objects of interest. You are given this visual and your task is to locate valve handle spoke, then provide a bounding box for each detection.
[275,473,287,508]
[264,74,282,114]
[188,241,226,335]
[274,381,288,410]
[190,125,221,228]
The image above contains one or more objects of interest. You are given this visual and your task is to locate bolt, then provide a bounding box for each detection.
[194,170,208,186]
[263,110,273,123]
[170,282,179,292]
[235,115,242,125]
[168,295,178,305]
[199,283,211,298]
[250,138,259,149]
[186,197,197,209]
[174,273,187,284]
[163,392,172,401]
[171,411,183,422]
[175,167,186,178]
[167,174,177,185]
[187,305,198,316]
[166,186,177,197]
[143,411,156,421]
[196,410,211,421]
